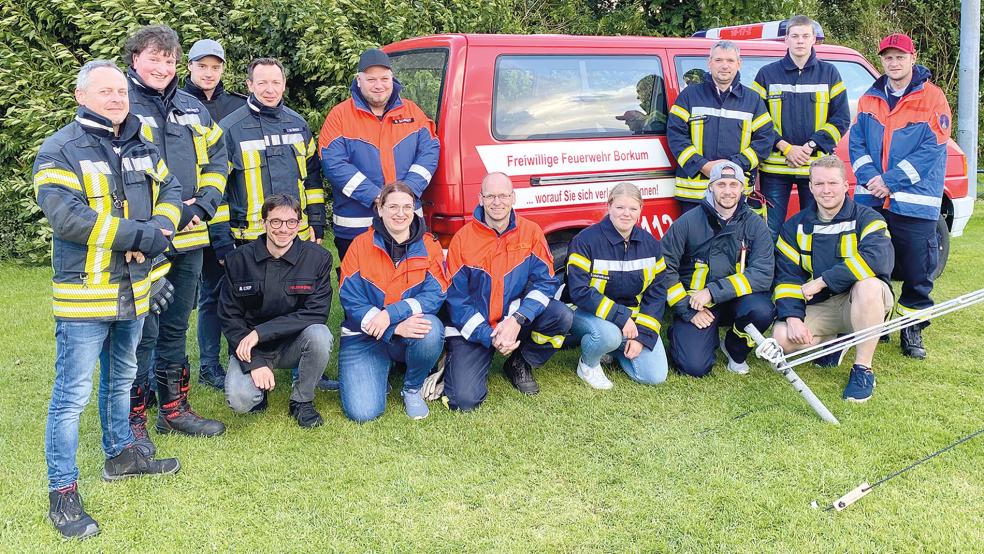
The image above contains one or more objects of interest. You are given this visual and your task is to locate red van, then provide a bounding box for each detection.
[382,32,973,276]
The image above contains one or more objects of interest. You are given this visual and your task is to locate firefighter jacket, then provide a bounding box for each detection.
[218,236,333,372]
[445,207,559,348]
[339,215,448,341]
[127,68,228,252]
[210,96,324,259]
[318,79,440,240]
[849,65,952,221]
[751,50,850,176]
[774,196,894,321]
[661,192,774,322]
[667,72,774,201]
[566,217,667,351]
[181,79,246,124]
[33,107,182,321]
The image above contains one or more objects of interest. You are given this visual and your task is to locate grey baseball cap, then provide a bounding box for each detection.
[358,48,392,72]
[709,161,745,184]
[188,39,225,62]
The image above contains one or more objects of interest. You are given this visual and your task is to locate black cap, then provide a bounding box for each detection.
[358,48,392,72]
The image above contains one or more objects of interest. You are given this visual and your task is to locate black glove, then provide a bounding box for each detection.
[145,230,170,259]
[149,277,175,315]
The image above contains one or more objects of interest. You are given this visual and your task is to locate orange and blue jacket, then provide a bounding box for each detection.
[849,65,952,221]
[445,207,560,348]
[318,80,440,239]
[339,219,448,341]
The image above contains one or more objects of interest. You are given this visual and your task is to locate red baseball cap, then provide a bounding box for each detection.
[878,33,915,55]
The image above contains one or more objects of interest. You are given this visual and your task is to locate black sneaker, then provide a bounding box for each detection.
[129,414,156,458]
[48,484,99,539]
[504,351,539,395]
[289,400,324,428]
[157,405,226,437]
[198,365,226,390]
[103,445,180,481]
[900,326,927,359]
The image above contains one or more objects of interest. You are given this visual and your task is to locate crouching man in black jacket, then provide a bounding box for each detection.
[219,195,334,427]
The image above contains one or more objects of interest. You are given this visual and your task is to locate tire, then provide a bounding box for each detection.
[930,214,950,280]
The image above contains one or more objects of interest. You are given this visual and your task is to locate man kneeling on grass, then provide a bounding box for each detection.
[219,195,334,427]
[772,155,895,402]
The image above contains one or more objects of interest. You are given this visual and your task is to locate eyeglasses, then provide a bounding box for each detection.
[383,204,415,214]
[481,193,513,203]
[266,218,299,229]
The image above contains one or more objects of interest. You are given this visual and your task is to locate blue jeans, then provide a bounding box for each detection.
[46,318,143,490]
[570,309,669,385]
[338,314,444,422]
[197,246,225,370]
[760,173,815,243]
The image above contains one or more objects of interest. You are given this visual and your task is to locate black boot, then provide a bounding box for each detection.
[48,484,99,539]
[103,444,180,481]
[129,384,156,457]
[288,400,324,428]
[155,361,226,437]
[900,326,927,359]
[504,351,539,395]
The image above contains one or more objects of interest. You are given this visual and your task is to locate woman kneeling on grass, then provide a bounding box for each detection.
[338,182,448,421]
[565,182,670,389]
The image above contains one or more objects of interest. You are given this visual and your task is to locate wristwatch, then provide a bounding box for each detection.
[511,312,529,326]
[806,140,818,154]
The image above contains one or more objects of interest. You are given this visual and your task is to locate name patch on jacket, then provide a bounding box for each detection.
[688,115,709,123]
[392,118,415,124]
[236,283,256,293]
[288,283,314,293]
[283,127,302,134]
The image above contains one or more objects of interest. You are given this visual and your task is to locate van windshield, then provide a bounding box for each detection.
[387,48,449,125]
[493,55,667,140]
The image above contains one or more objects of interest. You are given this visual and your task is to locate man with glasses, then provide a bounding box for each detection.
[219,195,334,427]
[442,172,573,411]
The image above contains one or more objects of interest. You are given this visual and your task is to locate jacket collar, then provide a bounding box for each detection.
[182,78,226,103]
[472,205,517,236]
[127,67,177,105]
[703,70,744,99]
[253,235,302,265]
[349,78,405,116]
[780,49,817,71]
[74,107,142,141]
[866,65,932,103]
[808,195,857,223]
[247,95,284,118]
[599,215,642,245]
[699,189,749,228]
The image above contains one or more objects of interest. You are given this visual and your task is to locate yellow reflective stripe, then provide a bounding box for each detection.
[776,237,799,265]
[667,282,687,306]
[845,256,875,280]
[132,276,152,298]
[150,260,172,281]
[232,224,266,241]
[199,172,226,193]
[678,145,698,166]
[152,202,181,229]
[595,297,615,319]
[815,91,828,135]
[153,159,170,181]
[801,254,813,274]
[52,282,119,300]
[750,81,767,99]
[796,226,812,251]
[192,126,209,165]
[34,168,82,195]
[691,118,704,156]
[82,172,111,198]
[205,123,223,147]
[567,253,591,273]
[211,204,230,224]
[171,227,209,250]
[674,177,709,199]
[670,104,690,121]
[243,150,264,234]
[731,324,757,347]
[895,302,927,319]
[653,256,666,274]
[742,146,758,168]
[773,283,805,300]
[761,163,811,176]
[141,123,154,142]
[590,269,609,293]
[751,112,771,131]
[305,187,325,204]
[840,234,858,257]
[740,118,751,151]
[769,95,783,136]
[634,313,661,334]
[820,123,842,144]
[531,331,565,349]
[52,300,119,319]
[830,81,846,98]
[860,220,888,240]
[689,262,709,290]
[727,273,752,297]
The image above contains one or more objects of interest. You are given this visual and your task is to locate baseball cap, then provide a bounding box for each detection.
[358,48,392,72]
[709,161,745,184]
[188,39,225,62]
[878,33,915,55]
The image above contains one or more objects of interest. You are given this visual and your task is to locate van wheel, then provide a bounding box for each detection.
[549,238,572,302]
[931,214,949,280]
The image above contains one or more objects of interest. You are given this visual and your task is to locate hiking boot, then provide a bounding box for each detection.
[317,376,340,391]
[103,445,180,481]
[129,414,156,458]
[576,359,614,389]
[156,361,225,437]
[198,364,226,391]
[843,364,876,403]
[504,351,539,395]
[48,484,99,539]
[900,326,927,359]
[720,342,750,375]
[289,400,324,428]
[401,388,429,420]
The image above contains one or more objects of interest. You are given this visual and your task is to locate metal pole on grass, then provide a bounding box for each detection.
[957,0,980,197]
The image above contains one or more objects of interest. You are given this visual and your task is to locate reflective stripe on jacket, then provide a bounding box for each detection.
[33,108,182,320]
[566,217,667,350]
[849,65,952,221]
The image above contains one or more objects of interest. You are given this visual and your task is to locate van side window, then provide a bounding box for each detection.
[493,55,667,140]
[388,48,450,124]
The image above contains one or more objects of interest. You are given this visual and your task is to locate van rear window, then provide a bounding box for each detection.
[493,55,667,141]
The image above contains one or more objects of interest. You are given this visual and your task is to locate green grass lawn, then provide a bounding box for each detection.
[2,204,984,552]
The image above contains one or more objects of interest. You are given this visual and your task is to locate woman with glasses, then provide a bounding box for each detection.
[565,183,670,389]
[337,182,448,421]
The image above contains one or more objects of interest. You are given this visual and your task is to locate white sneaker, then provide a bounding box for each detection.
[720,342,749,375]
[577,360,614,390]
